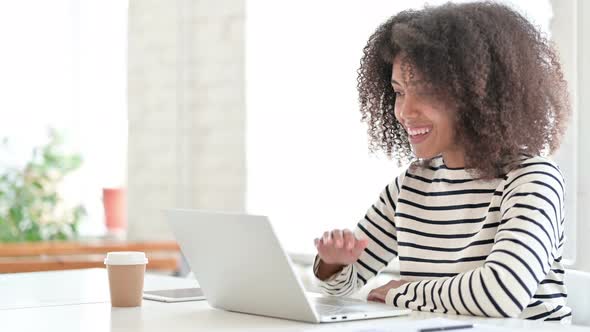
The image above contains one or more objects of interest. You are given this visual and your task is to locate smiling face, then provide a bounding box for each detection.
[391,55,464,166]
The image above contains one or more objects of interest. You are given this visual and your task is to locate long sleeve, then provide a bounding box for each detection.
[313,176,402,296]
[383,166,564,318]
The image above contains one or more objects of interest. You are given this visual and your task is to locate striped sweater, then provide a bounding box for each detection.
[314,155,571,322]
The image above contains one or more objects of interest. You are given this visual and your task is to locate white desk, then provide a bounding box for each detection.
[0,269,587,332]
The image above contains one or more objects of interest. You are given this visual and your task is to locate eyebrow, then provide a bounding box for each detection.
[391,78,430,88]
[391,79,402,86]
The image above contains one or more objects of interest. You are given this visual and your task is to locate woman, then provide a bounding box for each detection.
[313,2,571,322]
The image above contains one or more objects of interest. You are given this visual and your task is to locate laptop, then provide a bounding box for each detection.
[164,209,412,323]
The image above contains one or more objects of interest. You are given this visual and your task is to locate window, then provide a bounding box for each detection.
[0,1,127,237]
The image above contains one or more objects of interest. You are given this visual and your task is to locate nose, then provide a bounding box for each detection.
[397,94,419,121]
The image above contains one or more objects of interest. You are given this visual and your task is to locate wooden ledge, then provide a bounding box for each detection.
[0,240,181,274]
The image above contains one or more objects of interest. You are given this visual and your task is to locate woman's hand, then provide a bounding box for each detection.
[314,229,368,266]
[367,280,408,303]
[314,229,368,280]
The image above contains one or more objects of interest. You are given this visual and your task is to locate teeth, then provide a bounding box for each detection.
[408,127,431,136]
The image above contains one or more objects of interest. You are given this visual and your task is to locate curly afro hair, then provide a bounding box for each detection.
[357,1,570,179]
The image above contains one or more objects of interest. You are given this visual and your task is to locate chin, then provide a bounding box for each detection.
[413,149,439,160]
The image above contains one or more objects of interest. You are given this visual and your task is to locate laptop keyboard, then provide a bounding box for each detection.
[311,296,384,315]
[315,303,352,315]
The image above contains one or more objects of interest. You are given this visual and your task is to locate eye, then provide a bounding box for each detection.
[393,91,405,97]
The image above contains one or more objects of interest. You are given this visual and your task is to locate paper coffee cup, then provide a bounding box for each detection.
[104,252,148,307]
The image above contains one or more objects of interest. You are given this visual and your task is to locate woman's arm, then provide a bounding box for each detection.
[382,168,564,317]
[314,176,402,296]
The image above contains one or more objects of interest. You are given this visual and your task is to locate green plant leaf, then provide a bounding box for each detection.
[9,207,23,223]
[0,128,86,242]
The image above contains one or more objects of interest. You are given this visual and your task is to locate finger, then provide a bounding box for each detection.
[367,292,384,303]
[354,238,369,250]
[322,231,332,245]
[316,237,330,251]
[314,238,324,257]
[342,229,355,250]
[332,229,343,248]
[389,279,408,289]
[315,238,331,262]
[350,238,368,258]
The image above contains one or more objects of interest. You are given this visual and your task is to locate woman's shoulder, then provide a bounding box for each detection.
[504,154,562,176]
[502,154,565,191]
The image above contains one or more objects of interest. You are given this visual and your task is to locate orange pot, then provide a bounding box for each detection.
[103,188,127,231]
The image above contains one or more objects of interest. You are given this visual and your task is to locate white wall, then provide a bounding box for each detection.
[127,0,245,240]
[572,0,590,272]
[550,0,578,265]
[550,0,590,272]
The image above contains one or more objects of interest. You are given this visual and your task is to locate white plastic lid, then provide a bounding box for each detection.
[104,251,148,265]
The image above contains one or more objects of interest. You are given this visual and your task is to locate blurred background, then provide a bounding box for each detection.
[0,0,588,276]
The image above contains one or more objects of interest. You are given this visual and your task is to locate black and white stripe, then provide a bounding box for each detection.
[314,155,570,322]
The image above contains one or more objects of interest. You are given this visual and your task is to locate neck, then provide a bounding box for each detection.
[441,149,465,168]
